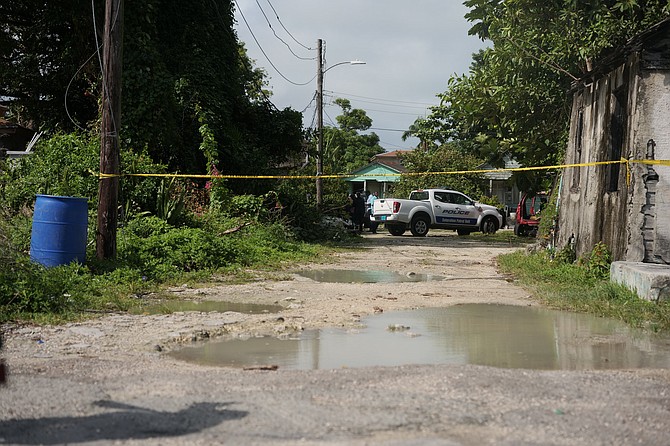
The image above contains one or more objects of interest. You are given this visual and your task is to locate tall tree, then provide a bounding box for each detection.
[321,98,384,174]
[407,0,670,183]
[0,0,304,188]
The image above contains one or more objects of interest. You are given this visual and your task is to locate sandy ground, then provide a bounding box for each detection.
[1,230,669,445]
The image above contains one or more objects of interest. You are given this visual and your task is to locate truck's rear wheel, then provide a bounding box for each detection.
[387,225,406,236]
[410,216,430,237]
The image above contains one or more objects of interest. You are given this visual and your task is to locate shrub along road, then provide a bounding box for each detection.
[1,231,669,445]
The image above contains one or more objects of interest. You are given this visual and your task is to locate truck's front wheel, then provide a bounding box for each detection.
[481,216,499,234]
[410,216,430,237]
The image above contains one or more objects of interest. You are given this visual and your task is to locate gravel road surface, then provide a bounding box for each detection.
[1,231,669,445]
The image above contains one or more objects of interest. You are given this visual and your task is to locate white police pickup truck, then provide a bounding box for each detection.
[371,189,503,237]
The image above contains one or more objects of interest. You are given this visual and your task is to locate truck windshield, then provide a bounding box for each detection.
[409,191,429,201]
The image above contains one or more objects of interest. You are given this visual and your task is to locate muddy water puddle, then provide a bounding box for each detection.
[170,304,670,370]
[130,300,282,315]
[297,269,444,283]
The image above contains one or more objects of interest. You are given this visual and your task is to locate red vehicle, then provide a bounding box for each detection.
[515,192,548,236]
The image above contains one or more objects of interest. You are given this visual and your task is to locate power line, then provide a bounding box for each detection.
[379,139,410,149]
[253,0,315,61]
[369,127,408,132]
[326,90,436,106]
[300,91,317,113]
[322,102,423,117]
[264,0,314,51]
[323,93,429,111]
[360,107,426,117]
[233,0,315,86]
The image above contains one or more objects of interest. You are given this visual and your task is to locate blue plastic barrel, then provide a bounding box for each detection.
[30,195,88,267]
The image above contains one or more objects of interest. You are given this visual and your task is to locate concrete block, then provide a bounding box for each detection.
[610,261,670,302]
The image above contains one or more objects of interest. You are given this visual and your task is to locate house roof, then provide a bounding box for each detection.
[346,161,404,183]
[477,155,520,181]
[369,149,411,172]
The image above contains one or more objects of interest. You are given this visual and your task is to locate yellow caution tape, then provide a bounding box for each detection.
[98,158,670,181]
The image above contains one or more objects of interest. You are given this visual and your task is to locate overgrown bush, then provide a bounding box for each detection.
[0,132,167,219]
[0,130,329,321]
[1,132,99,211]
[578,241,612,280]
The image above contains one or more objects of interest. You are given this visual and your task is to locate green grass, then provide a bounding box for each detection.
[498,251,670,333]
[467,230,536,246]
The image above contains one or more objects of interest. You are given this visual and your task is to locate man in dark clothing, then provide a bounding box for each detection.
[352,191,366,233]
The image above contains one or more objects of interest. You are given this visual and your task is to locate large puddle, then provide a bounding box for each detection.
[170,304,670,370]
[130,300,282,315]
[297,269,444,283]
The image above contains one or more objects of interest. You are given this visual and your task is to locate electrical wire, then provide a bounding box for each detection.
[254,0,315,61]
[324,109,337,126]
[300,91,317,114]
[326,90,435,106]
[360,108,426,116]
[234,0,316,86]
[369,127,408,132]
[64,46,100,132]
[324,95,430,110]
[264,0,314,51]
[307,106,318,130]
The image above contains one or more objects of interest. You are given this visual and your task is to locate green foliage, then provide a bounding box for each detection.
[0,205,323,320]
[537,189,558,239]
[477,195,502,207]
[317,98,384,175]
[412,1,670,185]
[0,1,304,185]
[578,241,613,280]
[155,177,186,225]
[0,133,168,221]
[390,144,486,198]
[498,249,670,332]
[554,242,577,264]
[119,148,168,218]
[1,133,99,211]
[228,194,263,219]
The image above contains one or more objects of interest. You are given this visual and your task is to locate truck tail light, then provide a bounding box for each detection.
[393,202,401,213]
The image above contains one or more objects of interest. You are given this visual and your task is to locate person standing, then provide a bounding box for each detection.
[352,190,366,233]
[366,191,379,233]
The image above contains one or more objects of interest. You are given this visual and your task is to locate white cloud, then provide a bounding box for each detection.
[234,0,486,150]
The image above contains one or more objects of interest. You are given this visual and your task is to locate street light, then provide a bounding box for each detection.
[315,38,365,207]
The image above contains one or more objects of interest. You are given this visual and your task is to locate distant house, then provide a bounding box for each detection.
[558,18,670,264]
[345,150,410,197]
[477,154,521,213]
[0,104,36,159]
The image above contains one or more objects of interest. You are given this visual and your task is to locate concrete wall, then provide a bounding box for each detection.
[559,51,670,264]
[558,62,633,260]
[628,70,670,264]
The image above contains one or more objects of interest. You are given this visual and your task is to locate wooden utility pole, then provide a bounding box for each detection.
[96,0,124,260]
[316,38,324,208]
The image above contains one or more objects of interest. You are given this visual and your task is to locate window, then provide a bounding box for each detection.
[572,106,584,190]
[608,86,627,192]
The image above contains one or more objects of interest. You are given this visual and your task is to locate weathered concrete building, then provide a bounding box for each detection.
[558,18,670,265]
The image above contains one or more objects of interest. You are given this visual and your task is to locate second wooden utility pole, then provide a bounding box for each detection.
[316,38,324,208]
[96,0,124,260]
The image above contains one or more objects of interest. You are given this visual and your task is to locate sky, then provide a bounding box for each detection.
[233,0,487,152]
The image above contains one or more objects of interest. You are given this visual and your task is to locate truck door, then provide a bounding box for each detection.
[434,192,479,226]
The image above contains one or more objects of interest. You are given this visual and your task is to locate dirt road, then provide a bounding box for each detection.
[1,231,669,445]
